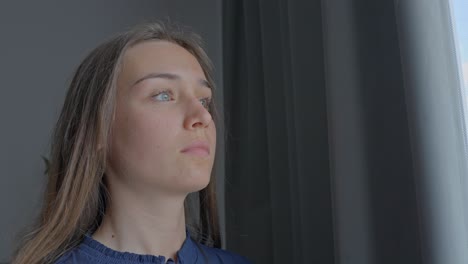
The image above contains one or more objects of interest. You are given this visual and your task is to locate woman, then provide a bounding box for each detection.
[11,21,251,264]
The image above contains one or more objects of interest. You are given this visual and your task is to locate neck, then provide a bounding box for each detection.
[92,180,188,262]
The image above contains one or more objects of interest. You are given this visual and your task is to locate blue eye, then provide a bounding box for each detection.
[200,97,212,110]
[153,90,172,101]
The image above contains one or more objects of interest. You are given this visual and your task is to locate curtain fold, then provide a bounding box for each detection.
[323,1,423,263]
[222,0,468,263]
[394,0,468,263]
[223,1,333,263]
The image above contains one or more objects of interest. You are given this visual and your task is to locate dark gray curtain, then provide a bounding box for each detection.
[222,0,468,264]
[222,0,333,263]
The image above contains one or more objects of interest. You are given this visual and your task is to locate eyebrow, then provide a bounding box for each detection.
[131,72,211,89]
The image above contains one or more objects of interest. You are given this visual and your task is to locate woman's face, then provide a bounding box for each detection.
[106,40,216,195]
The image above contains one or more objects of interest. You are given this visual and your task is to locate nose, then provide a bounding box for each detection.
[183,97,213,130]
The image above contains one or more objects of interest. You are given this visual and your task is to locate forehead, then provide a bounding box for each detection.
[119,40,205,84]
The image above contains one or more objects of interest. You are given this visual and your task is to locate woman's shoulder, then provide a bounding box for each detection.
[198,243,252,264]
[53,247,90,264]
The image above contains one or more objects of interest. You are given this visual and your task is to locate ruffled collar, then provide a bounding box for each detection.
[80,227,198,263]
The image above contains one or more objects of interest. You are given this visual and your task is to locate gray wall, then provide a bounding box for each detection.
[0,1,223,261]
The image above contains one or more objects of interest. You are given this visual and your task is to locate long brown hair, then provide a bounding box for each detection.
[11,20,221,264]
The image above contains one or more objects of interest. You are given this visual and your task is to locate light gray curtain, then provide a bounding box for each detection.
[394,0,468,263]
[222,0,468,263]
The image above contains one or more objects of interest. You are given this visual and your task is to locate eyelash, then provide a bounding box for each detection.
[152,90,212,111]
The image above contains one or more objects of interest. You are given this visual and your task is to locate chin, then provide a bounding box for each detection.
[190,175,211,192]
[175,171,211,194]
[190,182,210,193]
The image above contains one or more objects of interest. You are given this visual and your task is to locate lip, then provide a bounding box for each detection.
[181,140,210,157]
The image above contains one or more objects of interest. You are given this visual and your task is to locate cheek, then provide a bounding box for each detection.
[211,124,216,146]
[111,105,178,167]
[209,121,216,144]
[127,112,175,159]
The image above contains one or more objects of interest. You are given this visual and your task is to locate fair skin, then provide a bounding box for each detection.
[92,40,216,262]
